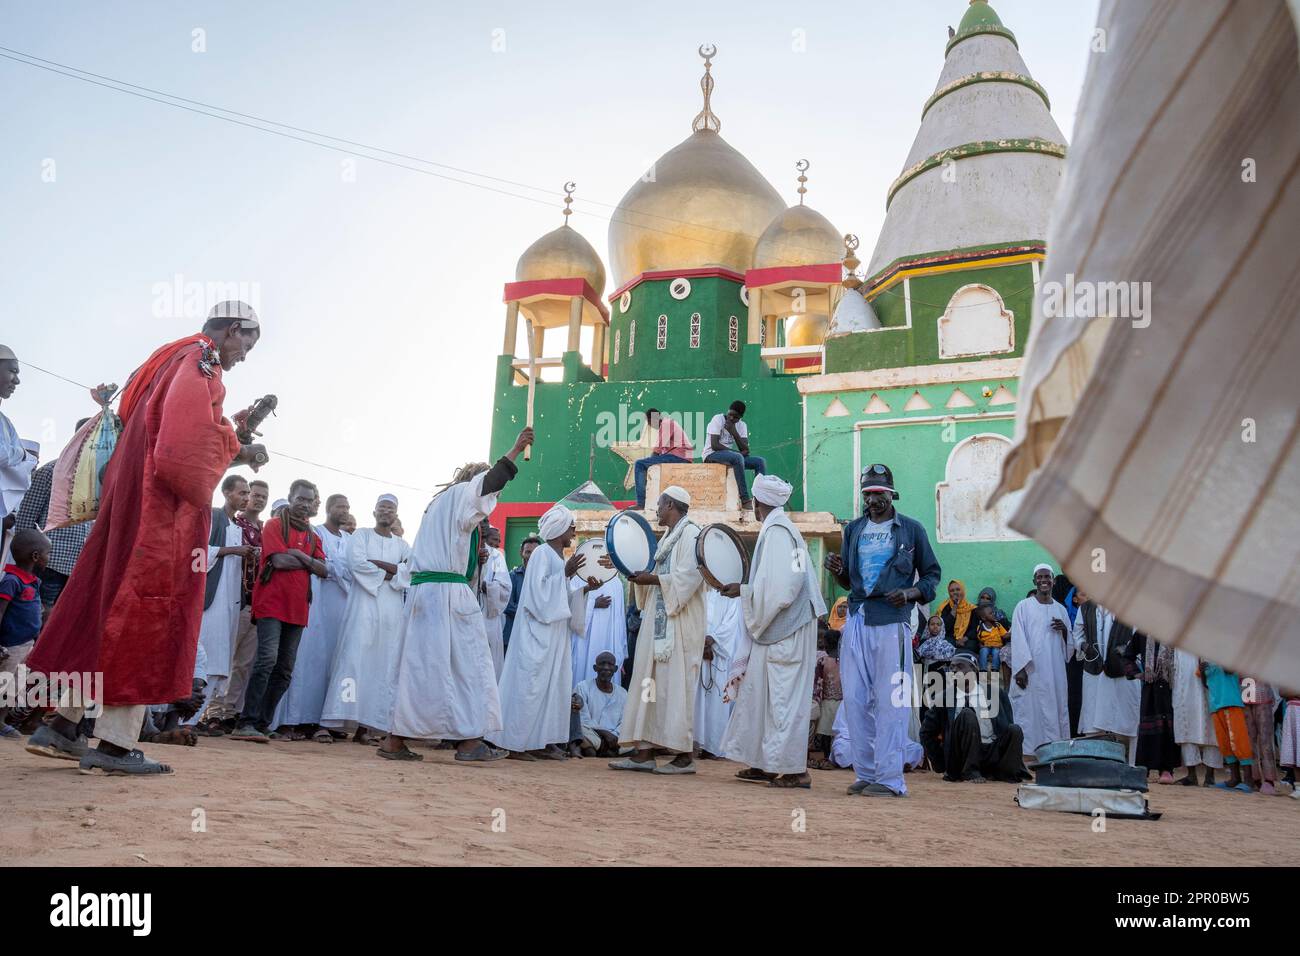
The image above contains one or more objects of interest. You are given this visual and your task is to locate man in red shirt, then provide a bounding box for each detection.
[633,408,694,509]
[231,479,326,741]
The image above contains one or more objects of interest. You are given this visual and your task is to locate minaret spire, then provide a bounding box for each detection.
[691,44,721,133]
[795,159,809,205]
[562,181,575,224]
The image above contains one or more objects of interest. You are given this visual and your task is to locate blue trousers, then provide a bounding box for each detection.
[841,612,915,794]
[633,453,690,507]
[703,450,767,500]
[979,646,1002,672]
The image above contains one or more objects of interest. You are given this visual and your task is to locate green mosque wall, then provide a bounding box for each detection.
[607,276,746,381]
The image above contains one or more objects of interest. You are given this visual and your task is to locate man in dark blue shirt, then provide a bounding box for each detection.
[502,534,541,651]
[823,463,940,797]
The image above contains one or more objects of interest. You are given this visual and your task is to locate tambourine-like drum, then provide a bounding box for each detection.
[574,538,617,585]
[605,510,657,578]
[696,523,750,590]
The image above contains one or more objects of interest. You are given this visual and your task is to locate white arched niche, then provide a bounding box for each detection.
[935,433,1026,542]
[937,284,1014,359]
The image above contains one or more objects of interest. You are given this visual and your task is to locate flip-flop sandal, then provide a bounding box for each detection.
[769,775,812,789]
[608,757,657,772]
[313,729,334,744]
[652,761,696,775]
[78,749,173,775]
[377,746,424,761]
[736,768,776,783]
[506,751,538,761]
[455,743,508,762]
[1233,783,1254,793]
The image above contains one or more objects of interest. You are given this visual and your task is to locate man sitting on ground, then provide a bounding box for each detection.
[570,652,628,757]
[919,651,1030,783]
[704,401,766,510]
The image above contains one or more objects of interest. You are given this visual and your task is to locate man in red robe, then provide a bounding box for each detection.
[25,301,267,775]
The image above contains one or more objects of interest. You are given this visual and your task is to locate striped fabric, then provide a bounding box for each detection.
[995,0,1300,690]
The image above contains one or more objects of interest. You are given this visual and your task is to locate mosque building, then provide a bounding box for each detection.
[489,0,1056,598]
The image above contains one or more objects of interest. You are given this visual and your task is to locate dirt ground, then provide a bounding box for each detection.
[2,736,1295,866]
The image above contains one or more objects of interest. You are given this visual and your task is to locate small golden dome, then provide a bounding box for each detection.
[786,313,829,347]
[608,129,785,287]
[515,224,606,295]
[752,204,843,270]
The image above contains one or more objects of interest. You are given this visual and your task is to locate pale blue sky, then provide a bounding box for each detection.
[0,0,1098,517]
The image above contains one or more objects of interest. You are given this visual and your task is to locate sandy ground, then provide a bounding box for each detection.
[1,736,1295,866]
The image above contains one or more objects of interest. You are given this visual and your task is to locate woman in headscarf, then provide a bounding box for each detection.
[936,580,978,654]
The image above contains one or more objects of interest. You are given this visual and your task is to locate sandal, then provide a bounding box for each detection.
[312,729,334,744]
[377,746,424,761]
[736,767,777,783]
[455,742,508,762]
[770,774,812,789]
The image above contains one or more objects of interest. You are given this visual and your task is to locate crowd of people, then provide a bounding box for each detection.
[1,309,1297,804]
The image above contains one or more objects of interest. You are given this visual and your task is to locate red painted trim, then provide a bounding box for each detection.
[783,356,821,370]
[744,263,842,287]
[608,267,746,301]
[502,278,609,322]
[489,500,634,540]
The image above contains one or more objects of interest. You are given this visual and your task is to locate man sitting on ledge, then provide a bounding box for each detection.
[633,408,693,510]
[704,401,765,510]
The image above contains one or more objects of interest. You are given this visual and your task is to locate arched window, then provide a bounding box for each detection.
[657,313,668,350]
[728,315,739,352]
[937,284,1014,359]
[613,328,621,365]
[689,313,701,348]
[935,434,1025,542]
[629,318,636,357]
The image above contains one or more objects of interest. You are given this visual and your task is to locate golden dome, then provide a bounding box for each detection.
[608,129,785,287]
[515,224,606,295]
[786,313,829,347]
[752,204,842,270]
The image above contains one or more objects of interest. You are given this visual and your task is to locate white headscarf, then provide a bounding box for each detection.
[661,485,691,507]
[538,503,575,541]
[752,474,792,507]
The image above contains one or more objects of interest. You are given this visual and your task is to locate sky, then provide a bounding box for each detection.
[0,0,1099,522]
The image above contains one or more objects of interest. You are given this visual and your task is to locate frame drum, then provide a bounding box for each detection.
[696,523,750,590]
[604,510,657,577]
[575,538,617,585]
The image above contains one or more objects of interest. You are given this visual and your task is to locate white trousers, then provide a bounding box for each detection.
[841,611,914,794]
[56,703,146,750]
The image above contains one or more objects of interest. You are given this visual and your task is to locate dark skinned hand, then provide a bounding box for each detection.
[703,635,716,661]
[719,582,741,598]
[884,588,913,608]
[630,571,659,587]
[1050,618,1068,638]
[594,594,612,609]
[823,553,844,576]
[1015,668,1029,689]
[563,552,587,578]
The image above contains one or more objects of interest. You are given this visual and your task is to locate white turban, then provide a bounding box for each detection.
[207,299,260,329]
[661,485,691,507]
[376,494,398,507]
[752,474,792,507]
[538,503,575,541]
[1033,563,1054,576]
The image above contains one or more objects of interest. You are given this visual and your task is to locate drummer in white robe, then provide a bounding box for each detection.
[380,427,533,763]
[271,494,353,737]
[322,495,410,736]
[1008,564,1072,757]
[491,504,589,760]
[479,523,511,679]
[196,476,254,724]
[1069,589,1140,759]
[717,475,825,788]
[695,588,741,758]
[569,572,627,691]
[611,485,706,776]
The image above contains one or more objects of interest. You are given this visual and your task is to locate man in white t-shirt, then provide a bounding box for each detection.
[704,400,766,509]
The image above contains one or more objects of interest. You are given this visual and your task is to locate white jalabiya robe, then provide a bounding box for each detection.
[619,520,706,754]
[321,528,410,732]
[1070,604,1140,740]
[569,576,627,689]
[491,544,584,752]
[197,521,245,702]
[695,589,741,755]
[388,473,503,740]
[574,677,628,748]
[720,509,824,774]
[1172,648,1224,769]
[272,525,352,727]
[480,547,511,679]
[1008,597,1072,754]
[0,411,35,524]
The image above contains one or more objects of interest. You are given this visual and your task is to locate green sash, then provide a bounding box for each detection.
[411,527,479,587]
